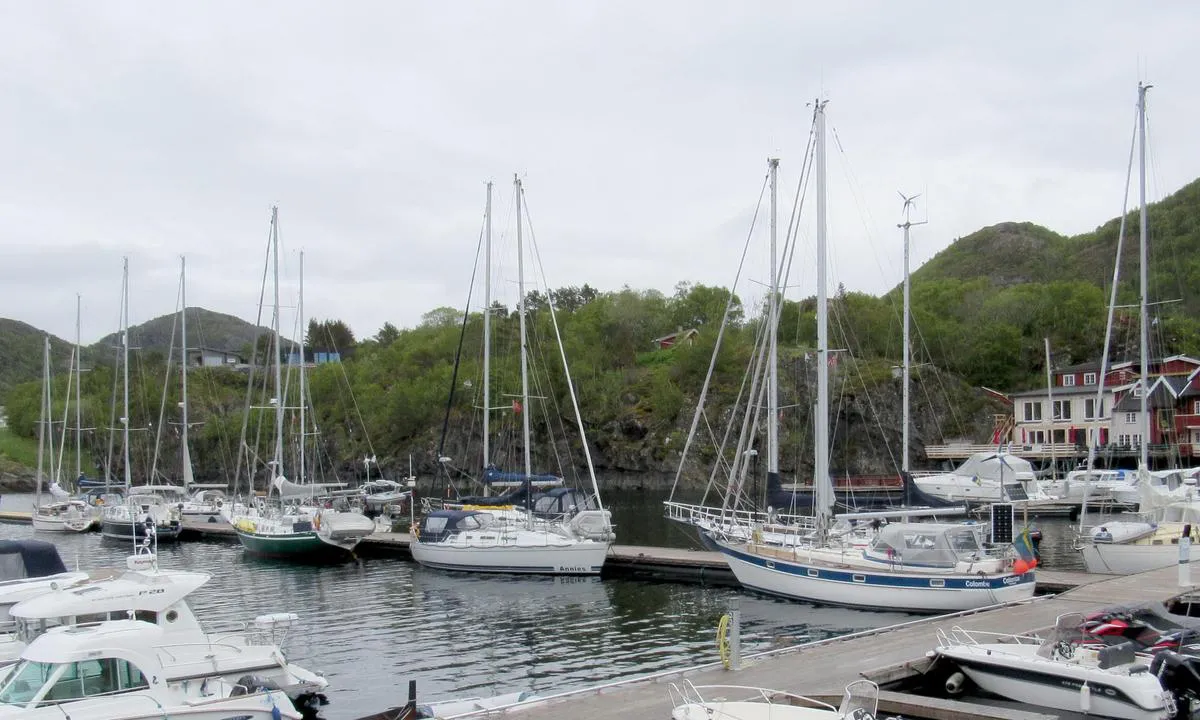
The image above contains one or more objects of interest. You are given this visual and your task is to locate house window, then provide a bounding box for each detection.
[1085,398,1104,419]
[1194,400,1200,415]
[1133,386,1144,397]
[1052,400,1071,421]
[1023,402,1042,422]
[1125,412,1137,424]
[1062,375,1076,387]
[1030,430,1045,444]
[1084,372,1097,385]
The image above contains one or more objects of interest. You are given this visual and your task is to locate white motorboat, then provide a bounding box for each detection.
[910,452,1047,506]
[5,553,328,712]
[0,620,303,720]
[934,614,1179,720]
[670,678,881,720]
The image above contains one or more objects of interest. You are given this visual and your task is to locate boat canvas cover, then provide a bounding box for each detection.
[0,540,67,579]
[868,523,983,568]
[482,466,562,486]
[419,510,494,543]
[955,453,1035,482]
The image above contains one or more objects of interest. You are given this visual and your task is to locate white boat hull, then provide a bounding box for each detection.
[30,515,92,533]
[0,688,302,720]
[411,538,609,575]
[673,702,841,719]
[938,644,1172,720]
[717,544,1034,613]
[1081,542,1192,575]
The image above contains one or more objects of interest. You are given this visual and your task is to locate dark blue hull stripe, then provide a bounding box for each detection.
[719,544,1034,590]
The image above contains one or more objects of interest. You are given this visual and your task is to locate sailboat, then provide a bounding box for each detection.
[31,337,92,534]
[1075,84,1197,575]
[708,101,1033,613]
[229,209,375,560]
[410,177,615,575]
[100,257,184,543]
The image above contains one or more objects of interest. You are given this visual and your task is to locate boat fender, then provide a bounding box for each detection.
[314,514,321,530]
[1079,681,1091,713]
[944,671,966,696]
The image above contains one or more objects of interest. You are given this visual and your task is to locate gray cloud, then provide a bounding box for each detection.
[1,0,1197,343]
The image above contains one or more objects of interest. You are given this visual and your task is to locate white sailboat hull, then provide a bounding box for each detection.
[411,535,609,575]
[937,644,1172,720]
[717,543,1034,613]
[1081,542,1190,575]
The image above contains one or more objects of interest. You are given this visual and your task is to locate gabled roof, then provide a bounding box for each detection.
[1112,377,1188,412]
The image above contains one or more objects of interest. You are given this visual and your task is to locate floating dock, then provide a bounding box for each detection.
[431,564,1195,720]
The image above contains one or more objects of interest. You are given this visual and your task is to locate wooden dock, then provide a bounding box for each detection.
[442,564,1198,720]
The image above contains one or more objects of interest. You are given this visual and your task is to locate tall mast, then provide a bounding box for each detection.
[1044,338,1056,479]
[483,181,493,472]
[74,295,82,480]
[298,250,307,484]
[899,194,925,475]
[122,257,131,492]
[1137,82,1151,470]
[180,256,192,486]
[36,336,49,507]
[814,100,831,525]
[515,175,531,480]
[766,157,780,501]
[271,207,285,485]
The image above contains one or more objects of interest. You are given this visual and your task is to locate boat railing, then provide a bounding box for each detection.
[936,624,1043,649]
[663,501,818,534]
[667,680,837,713]
[154,640,248,664]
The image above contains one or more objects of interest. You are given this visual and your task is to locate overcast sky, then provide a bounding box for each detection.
[2,1,1198,345]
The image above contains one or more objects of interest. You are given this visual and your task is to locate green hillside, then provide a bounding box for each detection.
[0,319,75,400]
[2,176,1199,488]
[91,307,269,360]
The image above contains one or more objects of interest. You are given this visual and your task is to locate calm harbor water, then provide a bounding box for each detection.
[0,490,937,719]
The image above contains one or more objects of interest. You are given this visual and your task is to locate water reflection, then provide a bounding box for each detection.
[0,489,1087,719]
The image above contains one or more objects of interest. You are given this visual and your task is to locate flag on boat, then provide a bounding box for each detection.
[512,400,522,414]
[1013,527,1038,568]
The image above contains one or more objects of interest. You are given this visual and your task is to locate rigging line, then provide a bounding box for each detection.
[520,187,605,506]
[234,215,276,496]
[828,301,900,475]
[829,124,891,300]
[670,169,771,503]
[526,313,575,483]
[722,294,774,514]
[779,113,819,310]
[150,275,182,482]
[437,208,488,465]
[1081,99,1141,528]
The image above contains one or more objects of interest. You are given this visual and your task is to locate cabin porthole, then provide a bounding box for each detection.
[165,610,179,623]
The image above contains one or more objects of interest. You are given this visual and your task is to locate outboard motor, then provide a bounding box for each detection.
[1151,650,1200,720]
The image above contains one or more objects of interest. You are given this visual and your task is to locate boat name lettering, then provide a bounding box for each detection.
[1002,575,1024,585]
[138,588,167,596]
[964,580,991,588]
[558,567,587,573]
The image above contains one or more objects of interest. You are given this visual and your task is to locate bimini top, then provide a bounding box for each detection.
[0,540,68,581]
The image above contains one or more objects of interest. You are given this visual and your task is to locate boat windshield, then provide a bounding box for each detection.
[0,658,149,706]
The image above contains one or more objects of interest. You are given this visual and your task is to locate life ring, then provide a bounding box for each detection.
[716,613,732,669]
